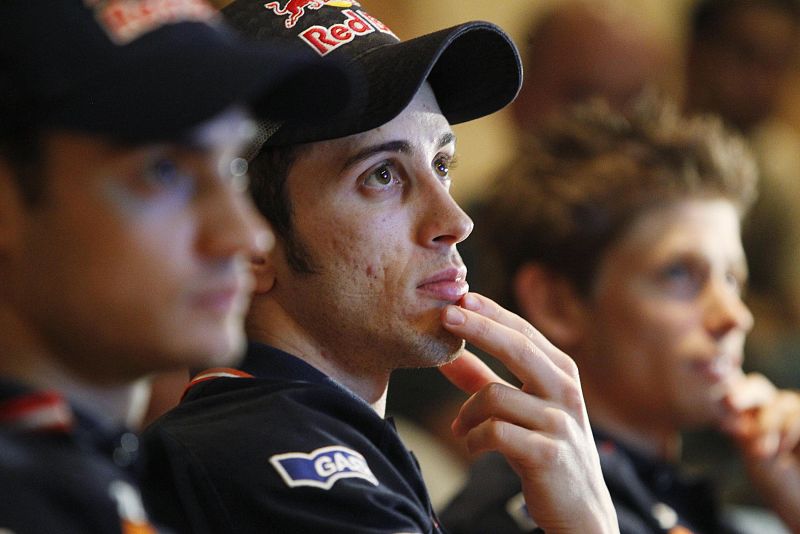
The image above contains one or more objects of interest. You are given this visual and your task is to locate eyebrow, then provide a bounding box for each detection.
[340,132,457,172]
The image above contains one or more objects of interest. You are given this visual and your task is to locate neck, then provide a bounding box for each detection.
[0,306,150,429]
[247,298,390,416]
[584,387,681,462]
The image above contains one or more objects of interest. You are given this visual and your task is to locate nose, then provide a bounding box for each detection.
[703,277,754,339]
[416,176,473,248]
[198,179,273,260]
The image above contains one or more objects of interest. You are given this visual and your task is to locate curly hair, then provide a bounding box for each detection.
[473,95,758,304]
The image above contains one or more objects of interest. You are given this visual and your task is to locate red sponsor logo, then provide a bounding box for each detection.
[299,9,396,56]
[263,0,325,28]
[85,0,216,44]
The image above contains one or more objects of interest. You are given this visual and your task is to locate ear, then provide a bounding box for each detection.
[250,249,277,295]
[512,262,589,349]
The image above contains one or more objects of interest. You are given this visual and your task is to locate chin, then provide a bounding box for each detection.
[177,327,247,370]
[400,330,464,369]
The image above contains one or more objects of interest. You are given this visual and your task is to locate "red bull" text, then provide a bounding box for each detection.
[299,9,395,56]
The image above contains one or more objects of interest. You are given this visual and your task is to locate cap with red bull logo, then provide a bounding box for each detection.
[222,0,523,149]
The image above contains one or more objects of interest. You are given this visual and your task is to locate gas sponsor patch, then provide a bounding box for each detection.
[270,445,378,490]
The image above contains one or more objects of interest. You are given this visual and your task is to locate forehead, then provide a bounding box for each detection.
[299,83,453,168]
[620,199,744,259]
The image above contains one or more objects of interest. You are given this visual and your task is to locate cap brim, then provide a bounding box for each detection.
[52,22,350,144]
[266,21,521,147]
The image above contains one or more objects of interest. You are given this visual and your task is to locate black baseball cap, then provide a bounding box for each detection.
[223,0,523,149]
[0,0,351,143]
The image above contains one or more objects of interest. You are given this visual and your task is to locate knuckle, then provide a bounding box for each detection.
[543,407,570,435]
[484,419,508,448]
[523,437,560,467]
[517,340,541,367]
[560,380,585,413]
[560,358,580,380]
[482,382,509,407]
[521,323,537,341]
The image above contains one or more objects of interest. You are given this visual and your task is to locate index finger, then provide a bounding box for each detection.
[458,293,577,373]
[727,373,777,412]
[442,296,575,400]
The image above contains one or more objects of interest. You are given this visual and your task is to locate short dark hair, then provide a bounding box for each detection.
[691,0,800,41]
[471,95,758,308]
[248,143,318,273]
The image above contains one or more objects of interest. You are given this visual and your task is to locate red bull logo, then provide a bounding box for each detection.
[263,0,360,29]
[299,8,395,56]
[86,0,216,44]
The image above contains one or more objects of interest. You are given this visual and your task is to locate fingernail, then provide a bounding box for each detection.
[462,293,480,311]
[445,306,466,325]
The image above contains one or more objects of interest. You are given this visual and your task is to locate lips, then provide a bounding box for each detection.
[417,267,468,303]
[692,353,742,384]
[191,283,248,315]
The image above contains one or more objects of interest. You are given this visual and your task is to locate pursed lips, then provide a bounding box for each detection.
[416,267,469,303]
[691,351,743,384]
[190,279,249,314]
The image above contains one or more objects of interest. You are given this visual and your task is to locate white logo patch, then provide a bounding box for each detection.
[270,445,378,490]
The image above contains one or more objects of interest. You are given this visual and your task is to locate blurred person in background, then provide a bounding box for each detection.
[685,0,800,382]
[0,0,348,531]
[682,0,800,512]
[442,96,800,534]
[511,0,674,135]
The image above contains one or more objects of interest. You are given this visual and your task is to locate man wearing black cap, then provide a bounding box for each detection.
[0,0,348,532]
[141,2,618,533]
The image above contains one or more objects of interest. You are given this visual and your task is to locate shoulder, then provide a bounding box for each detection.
[0,431,154,534]
[145,376,380,456]
[141,378,436,533]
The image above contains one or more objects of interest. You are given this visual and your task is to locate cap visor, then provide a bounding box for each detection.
[58,22,350,143]
[267,21,521,146]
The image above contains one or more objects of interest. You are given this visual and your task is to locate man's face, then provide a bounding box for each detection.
[693,5,799,131]
[583,199,753,430]
[4,110,269,384]
[269,83,473,375]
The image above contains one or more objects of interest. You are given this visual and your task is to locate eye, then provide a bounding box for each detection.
[141,157,196,197]
[657,260,704,298]
[362,163,398,189]
[663,262,691,281]
[433,154,456,178]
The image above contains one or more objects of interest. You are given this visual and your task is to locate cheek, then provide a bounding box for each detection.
[323,218,406,278]
[598,295,685,360]
[622,304,703,379]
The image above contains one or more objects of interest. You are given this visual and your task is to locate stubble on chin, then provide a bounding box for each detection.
[399,330,465,369]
